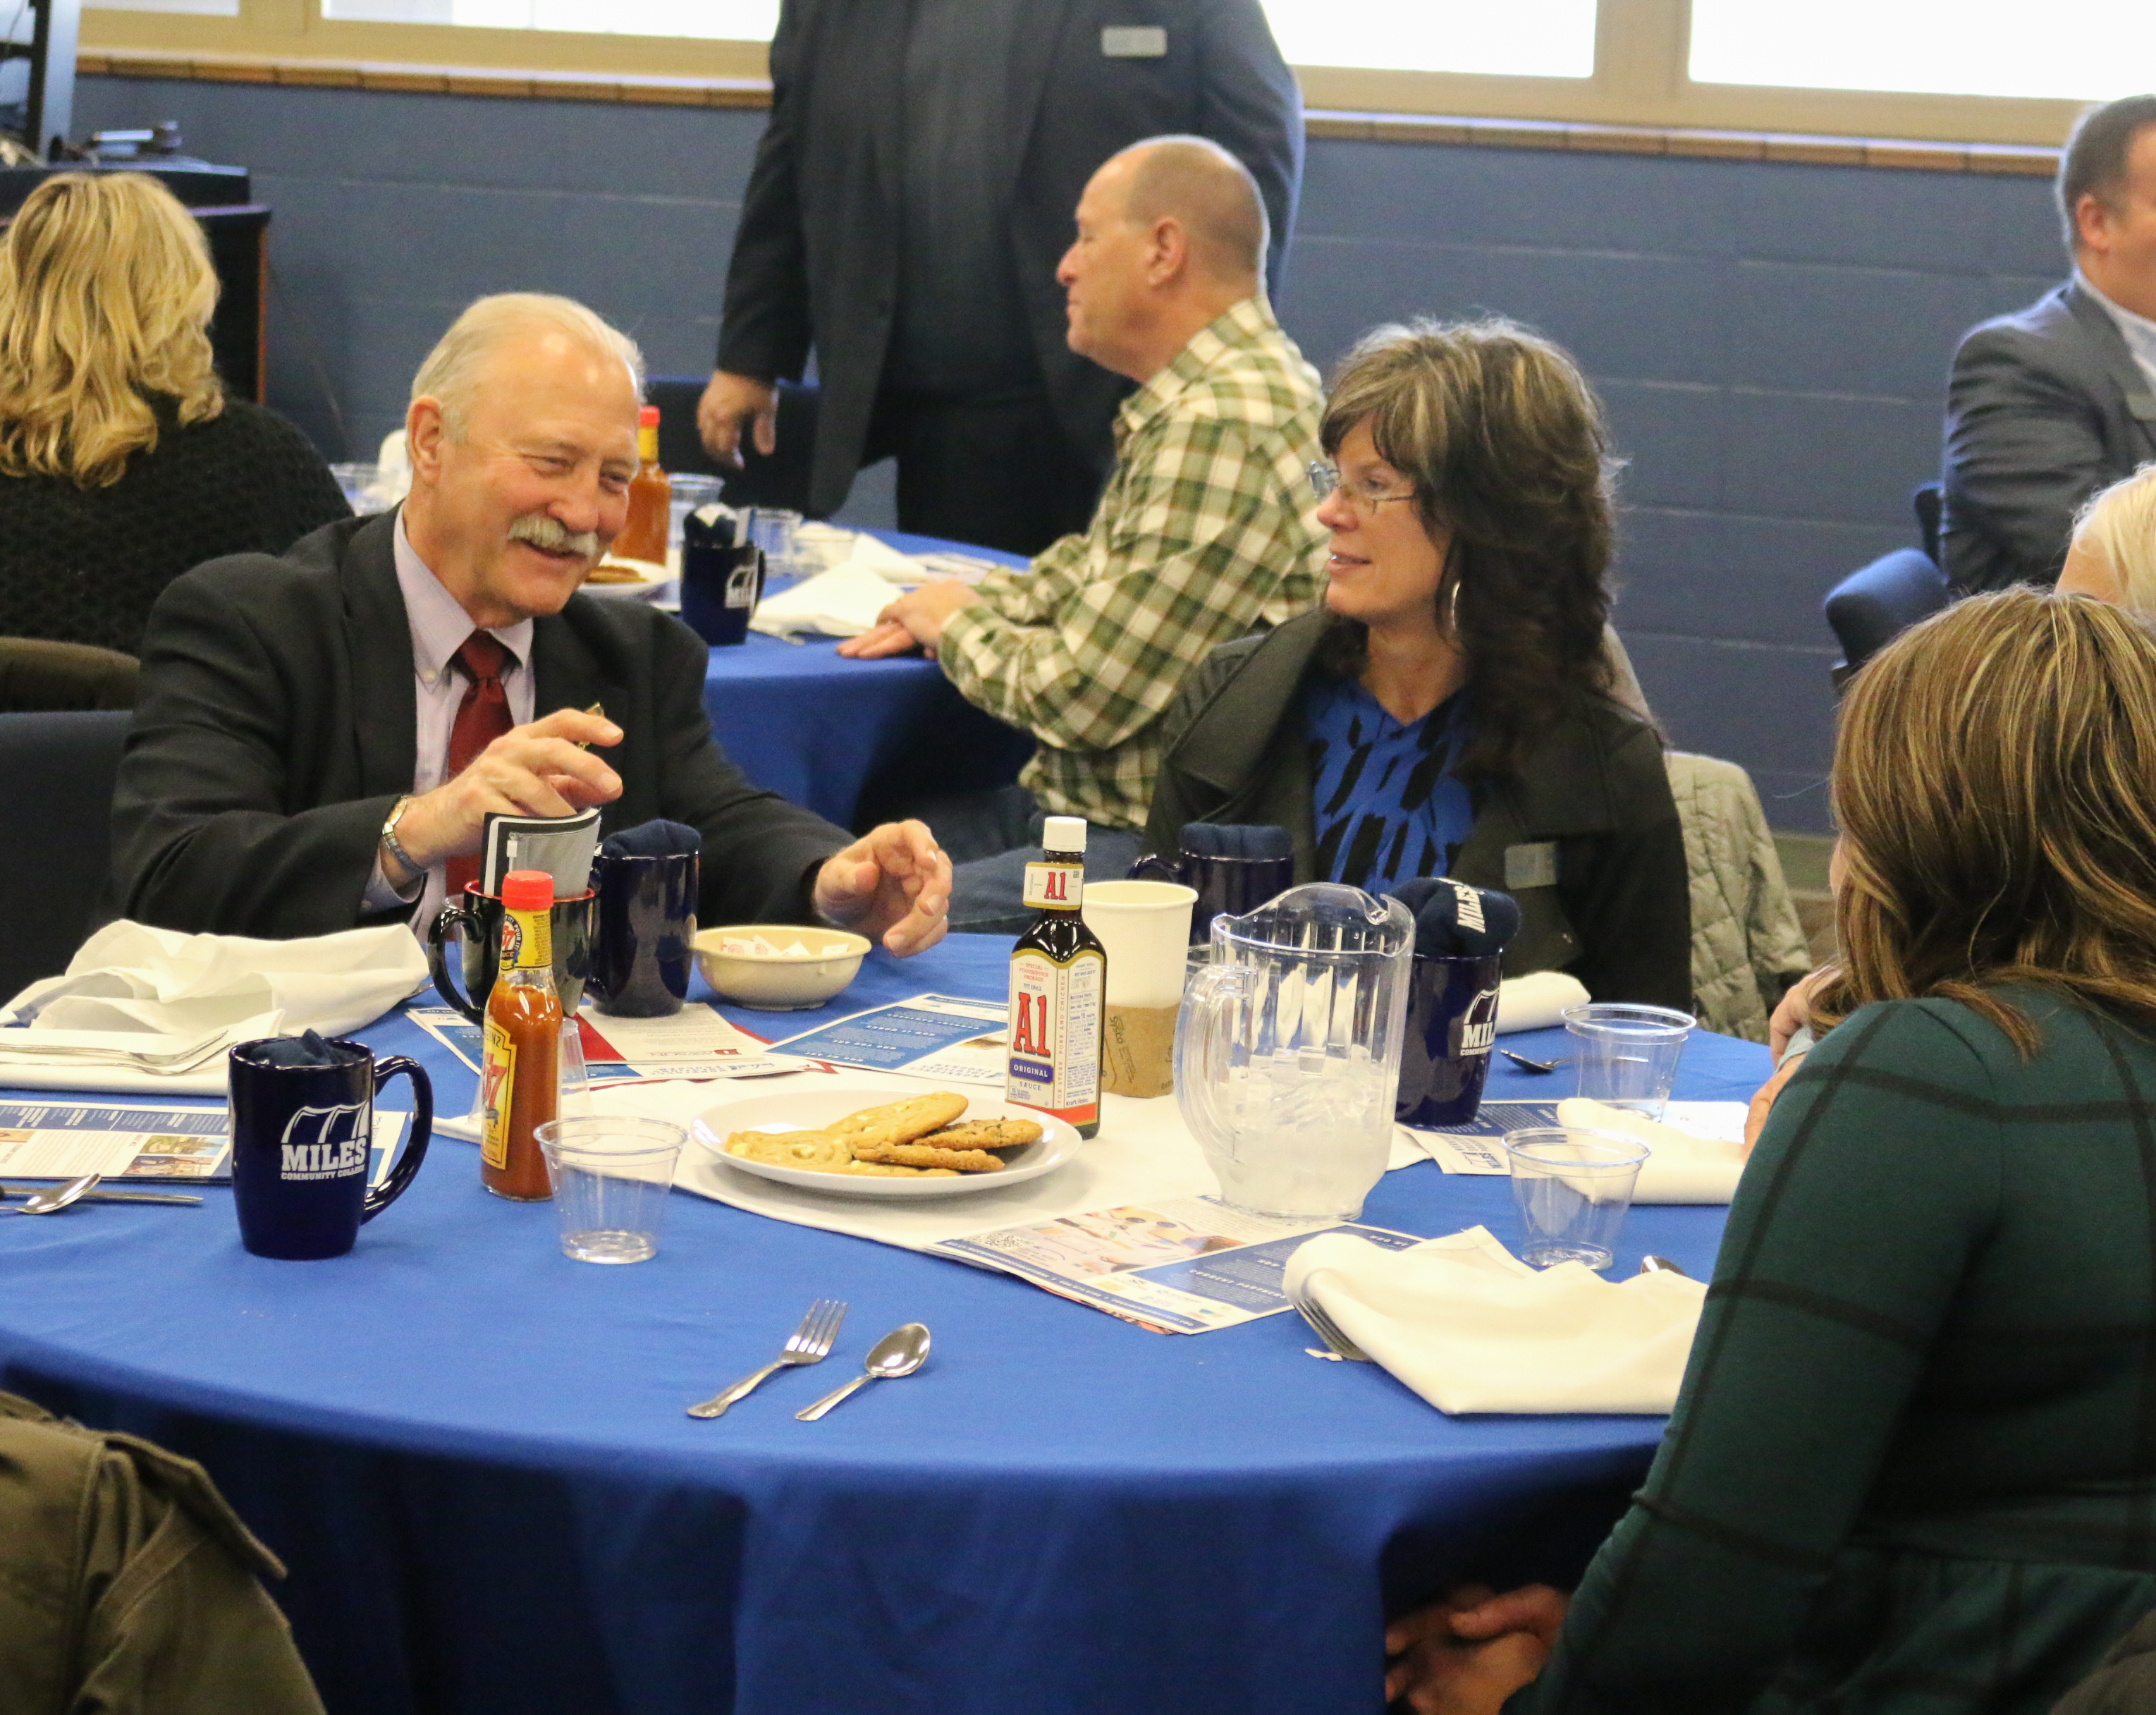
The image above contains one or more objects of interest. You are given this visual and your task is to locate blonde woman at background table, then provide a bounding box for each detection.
[0,173,348,656]
[1388,589,2156,1715]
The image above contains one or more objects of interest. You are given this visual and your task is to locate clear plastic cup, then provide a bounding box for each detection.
[748,506,803,577]
[1503,1126,1650,1270]
[1562,1002,1696,1121]
[535,1116,683,1264]
[668,474,727,558]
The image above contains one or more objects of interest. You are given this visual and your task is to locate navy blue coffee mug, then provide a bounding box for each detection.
[589,850,699,1017]
[681,541,765,647]
[1129,850,1297,946]
[1395,953,1504,1128]
[228,1038,434,1260]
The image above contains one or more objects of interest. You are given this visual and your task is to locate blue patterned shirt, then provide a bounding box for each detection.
[1303,675,1474,891]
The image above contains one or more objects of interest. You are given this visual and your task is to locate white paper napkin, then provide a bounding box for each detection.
[0,921,427,1093]
[1495,970,1591,1035]
[1284,1226,1705,1414]
[749,565,902,638]
[1556,1097,1748,1204]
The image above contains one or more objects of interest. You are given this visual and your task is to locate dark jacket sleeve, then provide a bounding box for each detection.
[1194,0,1304,301]
[1557,722,1691,1011]
[715,0,814,381]
[642,611,853,925]
[111,566,396,938]
[1942,322,2120,593]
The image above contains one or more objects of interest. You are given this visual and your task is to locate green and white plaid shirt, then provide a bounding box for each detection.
[938,296,1326,832]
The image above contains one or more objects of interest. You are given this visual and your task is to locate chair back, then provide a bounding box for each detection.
[0,638,137,712]
[647,376,821,513]
[1824,548,1950,690]
[0,710,130,1003]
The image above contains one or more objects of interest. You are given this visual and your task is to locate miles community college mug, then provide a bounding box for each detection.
[228,1037,434,1260]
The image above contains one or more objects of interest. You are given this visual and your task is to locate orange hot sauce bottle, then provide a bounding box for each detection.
[612,404,670,566]
[479,869,561,1201]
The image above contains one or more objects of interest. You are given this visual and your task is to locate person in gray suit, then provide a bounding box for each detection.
[695,0,1303,556]
[1942,94,2156,594]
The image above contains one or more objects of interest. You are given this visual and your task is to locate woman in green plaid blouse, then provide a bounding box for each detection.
[1388,587,2156,1715]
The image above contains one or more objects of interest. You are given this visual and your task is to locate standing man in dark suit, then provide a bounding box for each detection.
[113,293,951,946]
[697,0,1303,556]
[1942,94,2156,593]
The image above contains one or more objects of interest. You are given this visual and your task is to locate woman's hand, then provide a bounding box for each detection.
[1769,965,1832,1061]
[1385,1584,1568,1715]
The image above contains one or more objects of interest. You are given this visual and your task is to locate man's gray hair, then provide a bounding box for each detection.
[411,293,647,436]
[1115,135,1268,285]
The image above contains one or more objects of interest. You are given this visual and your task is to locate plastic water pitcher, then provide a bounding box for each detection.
[1174,884,1414,1220]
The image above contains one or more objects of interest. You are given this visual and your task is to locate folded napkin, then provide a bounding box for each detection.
[1556,1097,1747,1204]
[601,819,702,860]
[1494,970,1590,1034]
[1284,1226,1706,1414]
[843,532,929,581]
[0,921,426,1093]
[750,564,900,639]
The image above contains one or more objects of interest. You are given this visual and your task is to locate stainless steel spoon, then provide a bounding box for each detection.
[795,1322,930,1421]
[1499,1048,1569,1075]
[1639,1255,1691,1278]
[0,1173,100,1216]
[1,1180,202,1206]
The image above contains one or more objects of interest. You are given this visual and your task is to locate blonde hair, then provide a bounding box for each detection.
[2071,460,2156,614]
[412,293,645,437]
[1819,587,2156,1051]
[0,172,222,489]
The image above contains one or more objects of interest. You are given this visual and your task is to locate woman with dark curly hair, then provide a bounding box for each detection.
[1144,316,1689,1006]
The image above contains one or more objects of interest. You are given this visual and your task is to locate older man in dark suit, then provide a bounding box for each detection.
[696,0,1302,556]
[113,293,951,946]
[1942,94,2156,594]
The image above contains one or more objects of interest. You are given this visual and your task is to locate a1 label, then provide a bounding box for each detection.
[1007,948,1103,1125]
[1020,861,1084,911]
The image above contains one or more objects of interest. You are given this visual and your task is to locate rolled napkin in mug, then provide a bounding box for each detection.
[1556,1097,1748,1204]
[248,1029,346,1068]
[1282,1225,1706,1415]
[600,819,702,860]
[1493,970,1591,1034]
[1385,876,1522,959]
[1177,822,1293,860]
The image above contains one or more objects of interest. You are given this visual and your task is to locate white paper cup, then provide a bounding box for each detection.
[1082,880,1198,1006]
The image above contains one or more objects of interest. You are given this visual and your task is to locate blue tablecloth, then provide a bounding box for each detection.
[702,530,1036,829]
[0,938,1770,1715]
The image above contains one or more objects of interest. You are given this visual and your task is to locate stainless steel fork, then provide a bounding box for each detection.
[687,1298,847,1418]
[1294,1293,1371,1363]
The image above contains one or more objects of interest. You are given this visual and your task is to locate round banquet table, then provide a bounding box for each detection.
[700,530,1036,830]
[0,936,1770,1715]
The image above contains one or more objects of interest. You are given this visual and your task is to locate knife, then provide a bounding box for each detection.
[0,1182,202,1205]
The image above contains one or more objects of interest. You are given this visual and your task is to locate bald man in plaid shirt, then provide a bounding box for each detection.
[842,135,1325,930]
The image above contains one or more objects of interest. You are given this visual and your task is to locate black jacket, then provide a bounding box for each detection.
[1942,279,2156,594]
[111,512,852,939]
[716,0,1304,515]
[1144,612,1693,1011]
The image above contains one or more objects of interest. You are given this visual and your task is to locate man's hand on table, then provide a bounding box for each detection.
[1744,965,1835,1151]
[812,819,952,956]
[381,709,623,887]
[697,370,778,468]
[835,581,981,661]
[1385,1583,1568,1714]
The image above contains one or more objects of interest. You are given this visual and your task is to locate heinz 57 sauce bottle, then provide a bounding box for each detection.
[1007,817,1105,1138]
[480,869,560,1200]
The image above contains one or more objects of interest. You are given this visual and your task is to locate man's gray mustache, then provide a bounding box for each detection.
[509,515,601,558]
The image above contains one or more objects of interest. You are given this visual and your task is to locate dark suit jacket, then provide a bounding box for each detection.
[1143,613,1693,1011]
[111,513,853,939]
[1942,279,2156,594]
[716,0,1304,517]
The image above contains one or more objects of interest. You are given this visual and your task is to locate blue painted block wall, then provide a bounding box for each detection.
[78,75,2066,830]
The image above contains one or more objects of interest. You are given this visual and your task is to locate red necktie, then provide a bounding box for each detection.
[443,631,515,900]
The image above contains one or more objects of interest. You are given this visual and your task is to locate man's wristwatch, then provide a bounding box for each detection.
[381,795,423,883]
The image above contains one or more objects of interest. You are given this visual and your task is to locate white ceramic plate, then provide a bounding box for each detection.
[691,1087,1082,1200]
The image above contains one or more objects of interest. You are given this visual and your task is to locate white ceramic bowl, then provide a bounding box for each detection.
[694,924,870,1010]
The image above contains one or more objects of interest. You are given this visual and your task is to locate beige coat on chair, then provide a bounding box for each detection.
[1665,752,1812,1042]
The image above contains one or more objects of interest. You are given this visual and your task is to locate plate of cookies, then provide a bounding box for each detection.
[690,1088,1082,1199]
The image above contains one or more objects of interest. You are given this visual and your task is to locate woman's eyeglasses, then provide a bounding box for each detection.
[1308,461,1417,513]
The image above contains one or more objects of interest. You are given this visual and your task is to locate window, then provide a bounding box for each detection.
[1690,0,2156,103]
[1258,0,1595,80]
